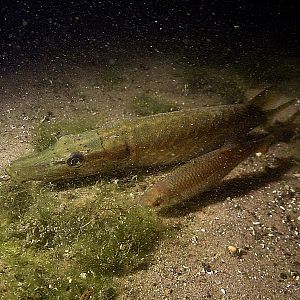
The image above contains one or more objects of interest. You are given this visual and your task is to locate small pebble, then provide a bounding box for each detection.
[227,245,238,255]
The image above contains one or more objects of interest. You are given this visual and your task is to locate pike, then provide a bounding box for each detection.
[141,135,272,207]
[141,106,299,207]
[5,88,297,184]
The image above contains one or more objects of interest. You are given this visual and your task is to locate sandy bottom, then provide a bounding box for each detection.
[0,47,299,299]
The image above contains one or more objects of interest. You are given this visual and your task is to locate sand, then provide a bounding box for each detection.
[0,46,299,299]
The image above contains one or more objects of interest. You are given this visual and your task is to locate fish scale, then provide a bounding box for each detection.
[122,104,265,166]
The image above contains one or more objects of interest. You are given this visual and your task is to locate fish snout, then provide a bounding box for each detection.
[140,182,174,207]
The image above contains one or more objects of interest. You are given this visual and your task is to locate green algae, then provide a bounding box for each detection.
[0,177,168,299]
[0,182,36,222]
[130,93,179,116]
[0,239,116,299]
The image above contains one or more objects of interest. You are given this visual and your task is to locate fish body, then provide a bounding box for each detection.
[6,104,266,182]
[141,136,271,207]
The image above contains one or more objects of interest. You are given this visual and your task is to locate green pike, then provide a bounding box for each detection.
[5,89,295,182]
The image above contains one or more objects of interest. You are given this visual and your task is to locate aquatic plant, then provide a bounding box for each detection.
[0,178,167,299]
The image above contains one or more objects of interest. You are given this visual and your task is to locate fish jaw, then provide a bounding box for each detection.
[6,130,132,182]
[6,148,75,182]
[6,133,91,182]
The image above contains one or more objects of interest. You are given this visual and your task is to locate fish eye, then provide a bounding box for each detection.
[67,152,84,167]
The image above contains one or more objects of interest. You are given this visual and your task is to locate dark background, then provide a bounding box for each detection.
[0,0,299,65]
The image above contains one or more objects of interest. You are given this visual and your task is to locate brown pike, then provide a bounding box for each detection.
[141,135,272,207]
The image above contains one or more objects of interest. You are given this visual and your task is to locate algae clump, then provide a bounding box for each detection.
[0,179,168,299]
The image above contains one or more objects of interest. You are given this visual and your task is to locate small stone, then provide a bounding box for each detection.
[227,245,238,255]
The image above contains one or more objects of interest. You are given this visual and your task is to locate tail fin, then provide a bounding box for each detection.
[247,86,299,128]
[247,86,277,110]
[264,98,299,126]
[264,108,300,142]
[245,108,299,154]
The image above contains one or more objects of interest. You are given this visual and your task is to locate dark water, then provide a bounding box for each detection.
[1,1,299,68]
